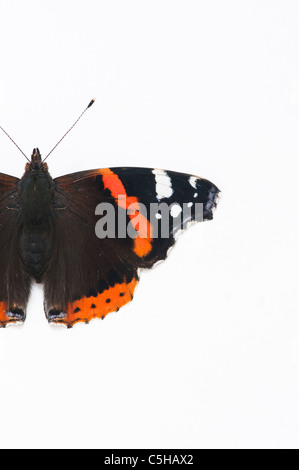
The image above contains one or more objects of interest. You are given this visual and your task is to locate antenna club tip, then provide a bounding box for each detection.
[87,98,96,109]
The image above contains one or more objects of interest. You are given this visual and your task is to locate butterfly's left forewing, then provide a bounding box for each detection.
[96,167,220,267]
[44,167,220,327]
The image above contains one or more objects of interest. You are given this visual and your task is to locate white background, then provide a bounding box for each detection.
[0,0,298,450]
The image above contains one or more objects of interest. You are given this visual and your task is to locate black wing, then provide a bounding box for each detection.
[43,167,220,327]
[0,173,31,327]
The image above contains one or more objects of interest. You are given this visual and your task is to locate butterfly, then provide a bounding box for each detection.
[0,100,220,328]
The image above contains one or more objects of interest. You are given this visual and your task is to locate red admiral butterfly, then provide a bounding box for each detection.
[0,100,220,328]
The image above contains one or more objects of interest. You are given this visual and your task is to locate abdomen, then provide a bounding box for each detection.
[18,225,53,282]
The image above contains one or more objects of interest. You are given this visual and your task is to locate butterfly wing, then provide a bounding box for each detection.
[95,167,220,267]
[43,169,139,327]
[0,173,32,327]
[0,173,19,196]
[43,167,220,327]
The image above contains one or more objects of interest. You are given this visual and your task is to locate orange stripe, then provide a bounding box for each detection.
[0,302,7,326]
[0,301,18,327]
[51,277,139,327]
[98,169,153,257]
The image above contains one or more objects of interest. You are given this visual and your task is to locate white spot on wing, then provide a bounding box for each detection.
[189,176,198,189]
[152,169,173,200]
[170,204,182,218]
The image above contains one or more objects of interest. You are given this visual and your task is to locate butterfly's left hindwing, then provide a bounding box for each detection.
[43,167,219,327]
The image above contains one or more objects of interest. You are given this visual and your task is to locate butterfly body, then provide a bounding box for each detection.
[17,150,56,282]
[0,148,220,328]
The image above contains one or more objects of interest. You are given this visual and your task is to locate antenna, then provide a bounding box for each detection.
[0,124,30,162]
[42,98,96,163]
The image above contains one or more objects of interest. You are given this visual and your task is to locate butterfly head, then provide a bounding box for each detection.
[25,148,48,172]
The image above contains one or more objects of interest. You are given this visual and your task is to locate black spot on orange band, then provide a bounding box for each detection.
[49,276,139,327]
[0,302,24,327]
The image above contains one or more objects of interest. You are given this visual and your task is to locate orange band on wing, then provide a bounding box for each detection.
[0,302,8,327]
[98,169,153,257]
[0,302,21,327]
[51,277,139,327]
